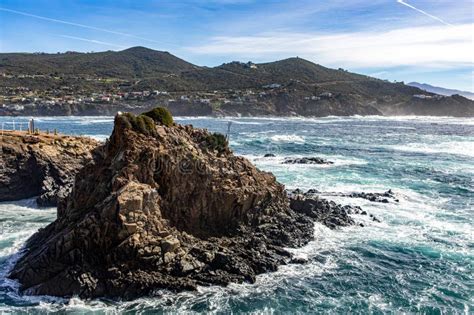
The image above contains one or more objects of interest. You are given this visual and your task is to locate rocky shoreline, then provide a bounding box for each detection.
[289,189,381,225]
[4,109,380,299]
[0,131,98,206]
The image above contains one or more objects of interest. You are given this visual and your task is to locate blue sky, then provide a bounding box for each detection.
[0,0,473,91]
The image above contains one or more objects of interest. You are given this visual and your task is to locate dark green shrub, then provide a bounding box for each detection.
[117,112,156,136]
[205,132,228,153]
[141,115,156,133]
[118,112,134,130]
[134,115,148,135]
[143,107,173,127]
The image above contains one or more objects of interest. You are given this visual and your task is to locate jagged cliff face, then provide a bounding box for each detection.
[10,115,313,299]
[61,116,288,236]
[0,132,98,206]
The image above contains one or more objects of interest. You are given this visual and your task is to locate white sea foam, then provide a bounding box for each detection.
[86,134,109,142]
[76,118,114,125]
[0,198,56,282]
[269,134,305,143]
[387,140,474,158]
[228,120,272,125]
[176,115,474,126]
[242,153,368,175]
[174,116,217,120]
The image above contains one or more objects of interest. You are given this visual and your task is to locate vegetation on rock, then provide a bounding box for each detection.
[117,112,157,136]
[203,132,228,153]
[143,106,174,127]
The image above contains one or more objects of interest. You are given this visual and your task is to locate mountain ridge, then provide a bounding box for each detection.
[1,47,473,117]
[0,46,199,78]
[408,82,474,100]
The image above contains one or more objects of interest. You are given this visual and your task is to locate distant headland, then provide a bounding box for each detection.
[1,47,473,117]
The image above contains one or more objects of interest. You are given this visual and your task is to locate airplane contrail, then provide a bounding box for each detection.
[0,7,165,44]
[396,0,453,26]
[58,35,127,49]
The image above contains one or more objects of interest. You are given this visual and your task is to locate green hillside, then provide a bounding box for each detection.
[1,47,473,117]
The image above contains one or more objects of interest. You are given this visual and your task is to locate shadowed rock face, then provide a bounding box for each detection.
[9,115,318,299]
[0,132,98,206]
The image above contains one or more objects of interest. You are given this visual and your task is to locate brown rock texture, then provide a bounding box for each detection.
[9,113,363,299]
[9,115,318,299]
[0,131,98,206]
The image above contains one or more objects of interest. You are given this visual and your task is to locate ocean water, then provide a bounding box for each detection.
[0,115,472,314]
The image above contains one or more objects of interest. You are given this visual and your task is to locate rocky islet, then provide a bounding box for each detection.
[6,109,376,299]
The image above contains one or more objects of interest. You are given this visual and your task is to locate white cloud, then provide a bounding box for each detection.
[187,23,474,69]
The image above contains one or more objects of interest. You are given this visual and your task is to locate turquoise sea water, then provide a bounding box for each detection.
[0,116,472,313]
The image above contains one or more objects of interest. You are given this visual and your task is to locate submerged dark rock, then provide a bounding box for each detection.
[290,257,308,264]
[264,153,276,158]
[283,157,333,165]
[322,189,399,203]
[288,190,355,228]
[0,131,98,206]
[346,190,399,203]
[314,189,399,203]
[288,189,381,226]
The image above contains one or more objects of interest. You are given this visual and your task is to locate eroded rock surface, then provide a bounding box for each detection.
[289,189,382,225]
[0,131,98,206]
[9,114,363,299]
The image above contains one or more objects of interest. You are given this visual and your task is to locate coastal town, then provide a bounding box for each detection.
[1,73,447,117]
[0,72,345,116]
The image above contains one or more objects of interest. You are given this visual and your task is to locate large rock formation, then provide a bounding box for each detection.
[0,131,98,206]
[9,112,360,299]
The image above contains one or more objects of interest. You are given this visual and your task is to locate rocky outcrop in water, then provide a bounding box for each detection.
[289,189,381,225]
[315,189,399,203]
[283,157,333,165]
[345,190,398,203]
[0,131,98,206]
[9,111,363,299]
